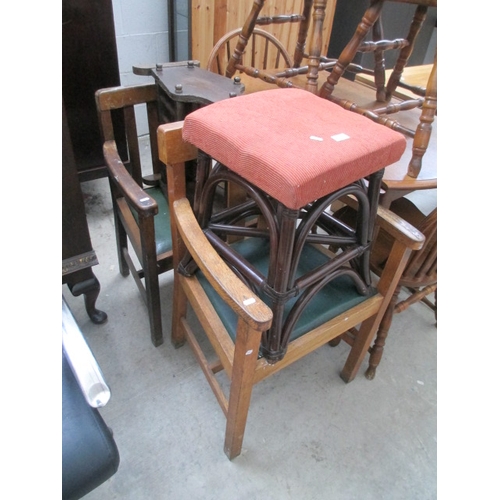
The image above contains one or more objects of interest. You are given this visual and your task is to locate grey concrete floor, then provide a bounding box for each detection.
[62,169,437,499]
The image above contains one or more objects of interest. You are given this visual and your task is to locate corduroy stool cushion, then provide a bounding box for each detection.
[182,88,406,209]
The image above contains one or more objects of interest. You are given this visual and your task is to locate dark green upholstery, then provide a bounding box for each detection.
[132,186,173,255]
[198,238,376,345]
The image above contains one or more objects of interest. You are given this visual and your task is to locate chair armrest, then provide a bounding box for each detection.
[103,140,158,216]
[173,198,273,332]
[62,298,110,408]
[376,205,425,251]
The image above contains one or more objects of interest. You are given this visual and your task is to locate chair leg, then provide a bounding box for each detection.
[385,4,428,101]
[364,285,400,380]
[140,217,164,347]
[340,314,379,383]
[224,320,262,460]
[394,283,437,314]
[144,272,163,347]
[110,189,130,277]
[320,0,384,98]
[226,0,266,78]
[171,273,188,348]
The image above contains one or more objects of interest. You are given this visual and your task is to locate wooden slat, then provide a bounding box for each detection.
[181,315,230,416]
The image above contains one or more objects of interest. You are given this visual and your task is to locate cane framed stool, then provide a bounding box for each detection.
[166,88,423,458]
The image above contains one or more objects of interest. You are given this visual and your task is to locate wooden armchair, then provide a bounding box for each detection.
[333,195,436,379]
[365,196,437,379]
[95,83,172,346]
[171,197,425,459]
[157,95,425,460]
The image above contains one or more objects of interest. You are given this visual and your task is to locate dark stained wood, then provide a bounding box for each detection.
[62,102,107,324]
[62,0,123,182]
[95,84,170,346]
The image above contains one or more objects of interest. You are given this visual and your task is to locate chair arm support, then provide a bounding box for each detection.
[103,140,158,217]
[173,198,273,332]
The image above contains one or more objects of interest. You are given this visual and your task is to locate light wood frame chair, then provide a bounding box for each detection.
[158,114,425,460]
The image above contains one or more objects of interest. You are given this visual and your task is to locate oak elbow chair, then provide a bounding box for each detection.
[158,88,425,459]
[95,83,172,346]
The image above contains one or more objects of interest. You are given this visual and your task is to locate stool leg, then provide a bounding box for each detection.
[260,205,298,362]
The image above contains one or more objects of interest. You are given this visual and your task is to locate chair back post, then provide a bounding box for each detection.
[157,121,198,265]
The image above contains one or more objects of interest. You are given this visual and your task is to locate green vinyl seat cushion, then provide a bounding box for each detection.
[131,186,173,256]
[197,237,377,345]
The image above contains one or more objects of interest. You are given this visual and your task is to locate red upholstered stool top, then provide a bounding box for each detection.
[182,88,406,210]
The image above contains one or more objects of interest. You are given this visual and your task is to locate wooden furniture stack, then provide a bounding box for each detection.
[157,88,425,459]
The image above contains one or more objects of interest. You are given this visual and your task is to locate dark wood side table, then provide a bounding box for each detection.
[62,103,107,324]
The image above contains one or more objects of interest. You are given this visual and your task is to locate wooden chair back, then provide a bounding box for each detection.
[207,27,293,75]
[96,83,162,188]
[400,207,437,290]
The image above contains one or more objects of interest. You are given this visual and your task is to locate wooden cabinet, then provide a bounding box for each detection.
[62,103,107,323]
[62,0,122,181]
